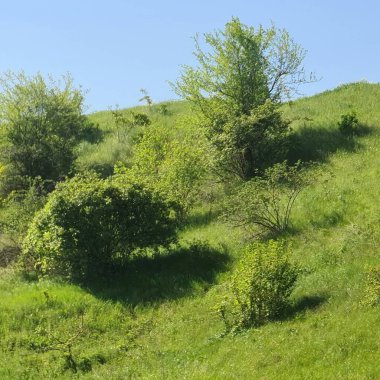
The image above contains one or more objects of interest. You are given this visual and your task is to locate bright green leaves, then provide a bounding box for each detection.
[21,174,177,282]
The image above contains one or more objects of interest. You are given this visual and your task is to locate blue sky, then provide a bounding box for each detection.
[0,0,379,112]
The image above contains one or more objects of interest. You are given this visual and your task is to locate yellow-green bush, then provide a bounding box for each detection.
[219,240,298,330]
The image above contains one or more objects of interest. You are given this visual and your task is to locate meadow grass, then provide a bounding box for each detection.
[2,83,380,378]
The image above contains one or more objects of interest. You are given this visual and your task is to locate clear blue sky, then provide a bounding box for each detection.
[1,0,378,112]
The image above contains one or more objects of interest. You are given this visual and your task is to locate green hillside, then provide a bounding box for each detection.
[2,82,380,379]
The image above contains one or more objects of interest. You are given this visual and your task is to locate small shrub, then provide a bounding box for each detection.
[131,112,151,127]
[362,266,380,306]
[338,111,359,136]
[110,108,150,143]
[222,161,306,236]
[157,103,170,116]
[20,173,177,282]
[218,240,298,331]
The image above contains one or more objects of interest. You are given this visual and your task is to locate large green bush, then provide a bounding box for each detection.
[219,240,298,330]
[21,174,177,281]
[0,72,98,187]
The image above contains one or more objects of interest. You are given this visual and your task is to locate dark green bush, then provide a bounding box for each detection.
[21,174,177,281]
[219,240,298,330]
[338,111,359,136]
[210,100,291,180]
[0,72,99,185]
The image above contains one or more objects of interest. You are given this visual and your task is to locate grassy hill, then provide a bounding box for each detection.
[2,82,380,379]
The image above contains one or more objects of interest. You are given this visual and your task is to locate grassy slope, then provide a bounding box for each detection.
[2,83,380,379]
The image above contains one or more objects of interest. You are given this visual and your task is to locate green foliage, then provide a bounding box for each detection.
[223,161,306,236]
[0,179,47,266]
[174,17,310,117]
[21,174,177,281]
[0,72,98,185]
[362,266,380,306]
[219,240,298,330]
[212,100,291,179]
[156,103,170,116]
[0,180,47,239]
[338,110,359,136]
[132,112,151,127]
[111,108,150,142]
[2,83,380,379]
[116,120,212,214]
[174,18,309,179]
[139,88,153,109]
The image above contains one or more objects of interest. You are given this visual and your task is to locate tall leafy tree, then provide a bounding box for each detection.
[0,72,96,187]
[174,18,313,179]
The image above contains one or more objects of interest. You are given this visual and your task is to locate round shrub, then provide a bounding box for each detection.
[338,111,359,136]
[219,240,298,330]
[21,174,177,281]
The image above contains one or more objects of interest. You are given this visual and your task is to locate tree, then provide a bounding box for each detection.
[173,18,313,179]
[0,72,97,187]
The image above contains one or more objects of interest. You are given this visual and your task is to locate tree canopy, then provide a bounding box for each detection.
[174,18,312,179]
[0,72,97,188]
[174,17,312,119]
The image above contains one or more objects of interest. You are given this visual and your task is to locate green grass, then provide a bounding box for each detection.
[2,82,380,378]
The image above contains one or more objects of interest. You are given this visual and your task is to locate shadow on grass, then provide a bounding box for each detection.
[288,123,371,163]
[184,208,221,229]
[279,294,328,322]
[81,123,104,144]
[310,210,344,229]
[87,242,230,306]
[292,294,327,313]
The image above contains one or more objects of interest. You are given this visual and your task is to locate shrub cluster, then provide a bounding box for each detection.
[219,240,298,331]
[21,174,177,282]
